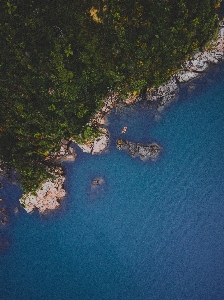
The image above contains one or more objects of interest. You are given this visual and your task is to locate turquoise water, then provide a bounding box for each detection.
[1,63,224,300]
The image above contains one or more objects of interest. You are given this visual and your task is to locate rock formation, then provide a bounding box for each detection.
[116,139,161,160]
[76,128,110,154]
[19,169,66,213]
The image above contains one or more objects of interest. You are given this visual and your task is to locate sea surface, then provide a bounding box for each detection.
[0,63,224,300]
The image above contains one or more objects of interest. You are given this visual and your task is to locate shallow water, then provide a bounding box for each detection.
[0,63,224,300]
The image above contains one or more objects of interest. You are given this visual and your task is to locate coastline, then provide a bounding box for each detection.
[19,21,224,214]
[145,21,224,109]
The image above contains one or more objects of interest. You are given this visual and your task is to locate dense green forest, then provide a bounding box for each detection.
[0,0,221,192]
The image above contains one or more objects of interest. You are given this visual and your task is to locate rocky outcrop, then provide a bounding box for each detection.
[11,138,73,215]
[19,168,65,213]
[116,139,161,160]
[77,128,110,154]
[17,141,70,214]
[123,92,141,105]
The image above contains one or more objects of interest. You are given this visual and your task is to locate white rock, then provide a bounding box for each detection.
[176,71,199,82]
[92,135,109,154]
[77,143,92,153]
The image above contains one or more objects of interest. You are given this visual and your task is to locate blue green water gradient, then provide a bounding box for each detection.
[0,63,224,300]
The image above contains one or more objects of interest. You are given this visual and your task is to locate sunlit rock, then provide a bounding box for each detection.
[19,174,66,213]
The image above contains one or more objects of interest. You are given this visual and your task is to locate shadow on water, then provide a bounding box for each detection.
[0,171,23,255]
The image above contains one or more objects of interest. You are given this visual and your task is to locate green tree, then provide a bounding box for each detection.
[0,0,220,192]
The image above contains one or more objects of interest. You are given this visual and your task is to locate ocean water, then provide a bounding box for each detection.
[0,63,224,300]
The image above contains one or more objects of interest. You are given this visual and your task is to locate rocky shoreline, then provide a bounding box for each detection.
[146,22,224,109]
[19,22,224,214]
[74,93,122,154]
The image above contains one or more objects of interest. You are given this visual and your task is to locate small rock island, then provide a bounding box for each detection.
[116,139,161,160]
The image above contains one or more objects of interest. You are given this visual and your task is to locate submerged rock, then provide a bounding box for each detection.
[90,177,105,199]
[1,217,8,225]
[1,220,6,225]
[92,178,104,185]
[63,154,76,161]
[116,139,161,160]
[0,208,6,214]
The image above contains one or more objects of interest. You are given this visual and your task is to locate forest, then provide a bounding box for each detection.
[0,0,221,192]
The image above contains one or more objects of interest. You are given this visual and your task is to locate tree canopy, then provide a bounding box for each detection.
[0,0,220,192]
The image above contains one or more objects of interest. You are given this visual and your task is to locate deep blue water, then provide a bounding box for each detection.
[1,63,224,300]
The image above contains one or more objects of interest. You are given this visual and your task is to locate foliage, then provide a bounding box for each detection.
[74,125,101,145]
[0,0,220,192]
